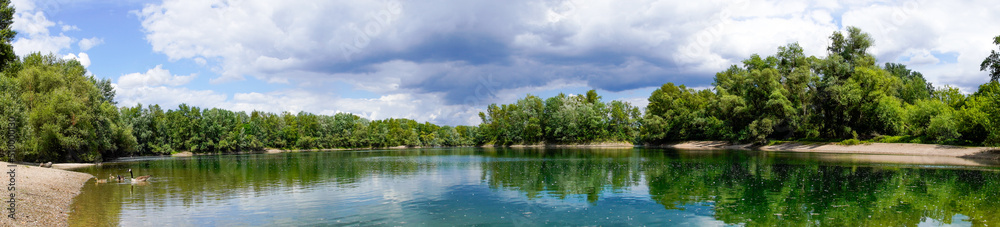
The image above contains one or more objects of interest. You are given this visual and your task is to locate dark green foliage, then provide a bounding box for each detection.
[0,0,15,71]
[636,28,1000,147]
[982,35,1000,81]
[118,105,479,155]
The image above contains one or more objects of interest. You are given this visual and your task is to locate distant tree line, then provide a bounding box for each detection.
[119,104,479,155]
[476,91,642,145]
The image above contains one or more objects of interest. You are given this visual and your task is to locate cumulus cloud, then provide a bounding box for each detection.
[115,65,222,109]
[10,0,82,57]
[126,0,1000,124]
[62,52,90,67]
[117,65,197,88]
[78,37,103,51]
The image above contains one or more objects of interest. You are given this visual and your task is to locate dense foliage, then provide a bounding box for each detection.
[117,104,479,156]
[476,91,642,145]
[638,27,1000,146]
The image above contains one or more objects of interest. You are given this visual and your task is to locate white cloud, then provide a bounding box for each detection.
[128,0,1000,124]
[62,52,90,68]
[117,65,197,88]
[78,37,103,51]
[10,0,82,57]
[115,65,221,109]
[12,11,53,36]
[841,0,1000,92]
[115,85,229,110]
[61,24,79,32]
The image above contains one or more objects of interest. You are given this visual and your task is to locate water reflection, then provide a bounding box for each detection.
[69,148,999,226]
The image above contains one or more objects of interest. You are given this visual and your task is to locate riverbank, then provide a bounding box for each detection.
[0,161,94,227]
[662,141,998,158]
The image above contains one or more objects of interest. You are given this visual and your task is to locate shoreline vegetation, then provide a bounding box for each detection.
[5,27,1000,166]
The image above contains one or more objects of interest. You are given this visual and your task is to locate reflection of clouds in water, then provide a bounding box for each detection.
[120,159,483,226]
[917,214,972,227]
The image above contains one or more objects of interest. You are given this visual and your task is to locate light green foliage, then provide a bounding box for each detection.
[927,113,960,143]
[13,53,136,162]
[885,63,933,104]
[478,91,641,145]
[643,83,723,143]
[838,138,869,146]
[933,85,966,108]
[957,81,1000,145]
[905,99,952,136]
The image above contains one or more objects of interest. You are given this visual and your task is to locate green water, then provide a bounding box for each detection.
[67,148,1000,226]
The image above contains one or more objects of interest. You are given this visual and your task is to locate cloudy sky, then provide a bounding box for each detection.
[11,0,1000,126]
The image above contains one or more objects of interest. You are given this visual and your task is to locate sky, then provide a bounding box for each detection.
[10,0,1000,126]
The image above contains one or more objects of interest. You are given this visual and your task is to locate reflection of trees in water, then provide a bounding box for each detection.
[71,148,1000,226]
[69,148,479,226]
[642,151,1000,226]
[480,148,641,203]
[481,149,1000,226]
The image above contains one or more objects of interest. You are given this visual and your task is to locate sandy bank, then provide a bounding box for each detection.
[0,161,93,227]
[664,141,997,158]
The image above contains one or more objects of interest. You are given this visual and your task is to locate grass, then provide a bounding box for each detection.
[838,138,872,146]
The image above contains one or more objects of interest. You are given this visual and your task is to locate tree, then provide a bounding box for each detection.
[885,63,933,104]
[0,0,15,70]
[982,35,1000,81]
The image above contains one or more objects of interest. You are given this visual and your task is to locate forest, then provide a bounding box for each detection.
[1,0,1000,164]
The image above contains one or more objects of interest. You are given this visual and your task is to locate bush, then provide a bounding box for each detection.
[839,139,869,146]
[927,114,960,143]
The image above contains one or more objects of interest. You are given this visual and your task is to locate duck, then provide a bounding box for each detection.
[128,169,151,182]
[109,174,125,182]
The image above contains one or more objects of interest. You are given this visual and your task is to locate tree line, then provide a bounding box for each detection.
[3,0,1000,163]
[478,27,1000,147]
[639,27,1000,146]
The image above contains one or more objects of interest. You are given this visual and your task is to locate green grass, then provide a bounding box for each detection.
[838,139,872,146]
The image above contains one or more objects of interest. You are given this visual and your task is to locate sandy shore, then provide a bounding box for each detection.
[663,141,996,157]
[0,161,94,227]
[662,141,1000,162]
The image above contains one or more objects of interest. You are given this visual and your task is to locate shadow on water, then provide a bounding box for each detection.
[67,148,1000,226]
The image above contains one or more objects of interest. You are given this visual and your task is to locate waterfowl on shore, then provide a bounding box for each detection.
[129,169,151,182]
[39,162,52,168]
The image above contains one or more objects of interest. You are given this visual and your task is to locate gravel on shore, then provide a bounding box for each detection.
[0,161,93,227]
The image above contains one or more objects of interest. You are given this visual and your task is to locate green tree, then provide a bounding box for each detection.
[0,0,15,70]
[982,35,1000,81]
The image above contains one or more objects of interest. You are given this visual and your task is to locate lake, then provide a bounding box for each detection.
[67,148,1000,226]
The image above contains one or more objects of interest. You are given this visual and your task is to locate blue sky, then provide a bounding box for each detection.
[11,0,1000,126]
